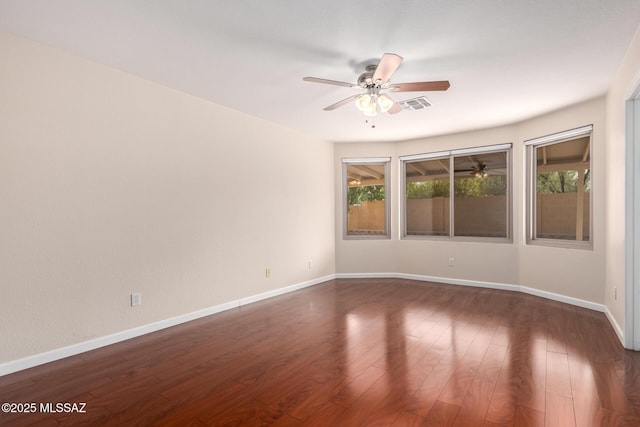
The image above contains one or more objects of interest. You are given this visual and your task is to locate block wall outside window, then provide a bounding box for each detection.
[453,151,508,238]
[343,158,390,239]
[401,144,512,241]
[405,157,450,236]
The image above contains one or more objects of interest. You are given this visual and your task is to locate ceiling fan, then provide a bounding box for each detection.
[303,53,450,117]
[456,158,506,178]
[470,162,489,178]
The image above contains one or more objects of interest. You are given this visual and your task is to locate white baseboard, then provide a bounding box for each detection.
[0,272,620,376]
[519,285,605,312]
[238,275,334,305]
[604,306,625,345]
[0,274,335,377]
[396,273,521,293]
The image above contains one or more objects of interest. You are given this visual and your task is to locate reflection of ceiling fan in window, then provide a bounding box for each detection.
[303,53,450,117]
[455,156,507,178]
[469,163,489,178]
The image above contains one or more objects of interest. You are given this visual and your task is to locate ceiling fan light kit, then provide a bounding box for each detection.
[355,90,394,117]
[303,53,450,118]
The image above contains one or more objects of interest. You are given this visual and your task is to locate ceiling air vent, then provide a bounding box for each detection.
[398,96,432,111]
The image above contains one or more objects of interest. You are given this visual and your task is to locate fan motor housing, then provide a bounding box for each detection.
[357,65,379,88]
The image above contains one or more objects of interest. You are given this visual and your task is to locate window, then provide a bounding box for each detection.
[343,158,390,238]
[402,145,511,240]
[526,125,592,247]
[454,150,509,237]
[405,154,450,236]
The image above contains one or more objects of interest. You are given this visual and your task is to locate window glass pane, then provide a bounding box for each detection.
[453,151,508,237]
[346,163,386,235]
[405,158,450,236]
[535,136,590,241]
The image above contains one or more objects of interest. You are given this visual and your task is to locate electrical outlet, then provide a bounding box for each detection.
[308,260,312,269]
[131,292,142,307]
[448,258,455,267]
[265,268,271,278]
[614,287,617,300]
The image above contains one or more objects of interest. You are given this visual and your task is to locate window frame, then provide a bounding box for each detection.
[400,144,512,242]
[342,157,391,240]
[525,125,593,249]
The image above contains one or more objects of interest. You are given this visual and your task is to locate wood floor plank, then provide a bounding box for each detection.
[208,397,287,426]
[567,352,604,427]
[514,405,544,426]
[545,307,568,355]
[301,401,347,427]
[331,372,395,426]
[437,357,481,406]
[154,381,249,425]
[358,360,429,426]
[330,364,386,408]
[283,379,341,421]
[485,374,517,426]
[464,328,495,362]
[0,412,61,427]
[477,343,508,384]
[545,351,572,397]
[423,400,461,426]
[617,350,640,416]
[389,410,424,426]
[1,278,640,426]
[451,378,495,427]
[491,325,512,347]
[516,337,547,412]
[158,350,258,404]
[544,392,576,427]
[407,359,456,417]
[591,360,637,415]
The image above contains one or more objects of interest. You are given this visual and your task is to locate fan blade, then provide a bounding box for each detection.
[372,53,403,84]
[379,94,403,115]
[387,103,403,114]
[389,81,450,92]
[323,94,362,111]
[303,77,356,88]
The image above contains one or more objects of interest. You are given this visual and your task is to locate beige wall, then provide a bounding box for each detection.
[335,142,398,273]
[0,32,335,364]
[516,98,605,304]
[335,97,606,303]
[606,25,640,334]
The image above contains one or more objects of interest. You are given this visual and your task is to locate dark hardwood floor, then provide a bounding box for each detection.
[2,278,640,426]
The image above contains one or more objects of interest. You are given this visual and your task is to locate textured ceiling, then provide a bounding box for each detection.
[1,1,640,142]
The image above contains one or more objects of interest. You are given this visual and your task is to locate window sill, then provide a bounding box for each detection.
[526,238,593,250]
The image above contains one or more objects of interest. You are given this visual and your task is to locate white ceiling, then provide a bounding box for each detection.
[1,1,640,143]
